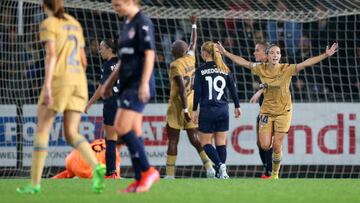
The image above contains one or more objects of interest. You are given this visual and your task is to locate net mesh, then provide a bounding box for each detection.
[0,0,359,178]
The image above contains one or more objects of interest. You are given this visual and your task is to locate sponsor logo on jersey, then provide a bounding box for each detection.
[128,27,136,39]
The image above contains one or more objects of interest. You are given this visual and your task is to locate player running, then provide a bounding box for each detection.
[192,41,241,179]
[217,41,338,179]
[165,15,215,179]
[86,39,120,178]
[101,0,159,193]
[17,0,106,194]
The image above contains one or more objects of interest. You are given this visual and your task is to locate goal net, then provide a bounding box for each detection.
[0,0,359,179]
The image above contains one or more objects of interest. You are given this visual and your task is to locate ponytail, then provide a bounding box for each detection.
[212,43,230,73]
[201,41,230,73]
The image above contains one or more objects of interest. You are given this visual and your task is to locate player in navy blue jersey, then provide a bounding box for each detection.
[86,39,120,178]
[192,41,241,179]
[101,0,159,193]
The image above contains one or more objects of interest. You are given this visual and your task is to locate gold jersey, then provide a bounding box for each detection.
[168,53,196,106]
[166,53,197,129]
[251,63,296,115]
[39,13,86,87]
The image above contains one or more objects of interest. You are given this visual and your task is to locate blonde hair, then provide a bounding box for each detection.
[201,41,230,73]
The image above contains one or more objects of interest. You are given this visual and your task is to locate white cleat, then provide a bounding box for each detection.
[163,175,175,179]
[206,167,216,178]
[218,164,229,179]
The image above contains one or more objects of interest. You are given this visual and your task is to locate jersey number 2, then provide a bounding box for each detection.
[205,76,226,100]
[67,35,80,66]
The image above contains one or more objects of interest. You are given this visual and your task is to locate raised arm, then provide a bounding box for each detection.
[217,41,252,69]
[187,15,197,54]
[296,43,338,73]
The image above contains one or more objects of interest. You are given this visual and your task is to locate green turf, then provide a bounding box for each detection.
[1,179,359,203]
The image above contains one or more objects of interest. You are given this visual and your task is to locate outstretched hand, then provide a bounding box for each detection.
[190,15,197,24]
[326,43,338,57]
[216,41,226,55]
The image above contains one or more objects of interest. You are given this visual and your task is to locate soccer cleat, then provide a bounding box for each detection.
[163,175,175,179]
[136,167,160,193]
[271,172,279,180]
[119,180,140,193]
[260,174,271,179]
[206,167,216,178]
[92,164,106,193]
[218,164,229,179]
[105,173,119,179]
[16,184,41,194]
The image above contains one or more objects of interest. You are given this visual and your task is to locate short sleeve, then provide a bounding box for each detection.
[39,18,56,42]
[99,67,106,84]
[251,62,263,76]
[138,18,155,51]
[284,64,297,78]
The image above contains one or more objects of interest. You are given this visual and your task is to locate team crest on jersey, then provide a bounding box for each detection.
[128,27,136,39]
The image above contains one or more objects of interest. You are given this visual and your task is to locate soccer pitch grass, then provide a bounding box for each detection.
[1,179,359,203]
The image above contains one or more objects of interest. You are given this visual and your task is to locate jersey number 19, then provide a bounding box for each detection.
[205,76,226,100]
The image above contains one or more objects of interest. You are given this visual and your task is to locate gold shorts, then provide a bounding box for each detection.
[258,110,292,134]
[38,85,88,113]
[166,103,197,130]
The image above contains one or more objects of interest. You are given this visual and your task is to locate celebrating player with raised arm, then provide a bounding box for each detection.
[101,0,159,193]
[192,41,241,179]
[165,16,215,179]
[85,39,120,178]
[217,41,338,179]
[17,0,106,194]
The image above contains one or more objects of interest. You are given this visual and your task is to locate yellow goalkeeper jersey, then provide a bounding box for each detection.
[39,13,86,87]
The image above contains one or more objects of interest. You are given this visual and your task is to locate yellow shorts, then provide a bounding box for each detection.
[258,110,292,134]
[38,85,88,113]
[166,103,197,130]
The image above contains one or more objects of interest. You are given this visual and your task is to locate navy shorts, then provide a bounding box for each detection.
[103,98,117,126]
[198,105,229,133]
[117,89,146,113]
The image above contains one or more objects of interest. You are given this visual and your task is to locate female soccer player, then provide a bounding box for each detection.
[17,0,105,194]
[250,42,273,179]
[86,39,119,178]
[192,41,241,179]
[165,16,215,179]
[101,0,159,193]
[217,41,338,179]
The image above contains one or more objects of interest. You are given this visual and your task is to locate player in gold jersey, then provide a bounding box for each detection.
[17,0,105,194]
[218,41,338,179]
[165,16,215,178]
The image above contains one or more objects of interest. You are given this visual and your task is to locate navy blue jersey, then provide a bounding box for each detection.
[193,61,240,111]
[117,11,155,95]
[100,57,119,104]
